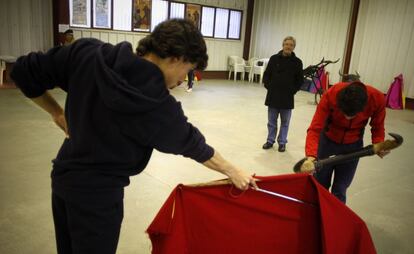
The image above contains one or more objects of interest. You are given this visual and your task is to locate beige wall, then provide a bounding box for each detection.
[250,0,352,83]
[251,0,414,97]
[0,0,53,57]
[351,0,414,97]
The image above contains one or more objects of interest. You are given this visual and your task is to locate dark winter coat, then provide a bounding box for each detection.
[263,51,303,109]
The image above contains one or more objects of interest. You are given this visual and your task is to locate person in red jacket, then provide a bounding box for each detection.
[302,81,389,203]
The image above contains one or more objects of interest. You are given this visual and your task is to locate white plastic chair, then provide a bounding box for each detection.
[250,58,269,84]
[228,56,246,81]
[0,56,17,85]
[244,57,258,82]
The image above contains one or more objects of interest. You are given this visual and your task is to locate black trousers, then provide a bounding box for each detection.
[313,133,363,204]
[187,70,194,89]
[52,190,124,254]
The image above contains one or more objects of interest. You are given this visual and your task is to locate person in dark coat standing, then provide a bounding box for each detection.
[262,36,303,152]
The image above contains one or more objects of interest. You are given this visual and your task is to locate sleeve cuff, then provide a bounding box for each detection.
[190,144,214,163]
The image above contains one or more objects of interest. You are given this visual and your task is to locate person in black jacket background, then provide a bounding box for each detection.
[262,36,303,152]
[186,69,195,92]
[11,19,257,254]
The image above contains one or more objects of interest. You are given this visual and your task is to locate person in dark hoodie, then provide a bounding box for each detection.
[11,19,257,254]
[262,36,303,152]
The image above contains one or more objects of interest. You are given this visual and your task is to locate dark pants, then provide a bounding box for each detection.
[52,189,124,254]
[313,134,363,203]
[187,70,194,89]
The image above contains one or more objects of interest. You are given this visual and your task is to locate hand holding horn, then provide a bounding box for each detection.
[294,133,403,173]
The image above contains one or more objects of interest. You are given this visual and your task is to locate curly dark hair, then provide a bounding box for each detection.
[337,81,368,116]
[136,19,208,70]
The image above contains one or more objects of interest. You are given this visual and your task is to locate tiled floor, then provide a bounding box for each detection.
[0,79,413,253]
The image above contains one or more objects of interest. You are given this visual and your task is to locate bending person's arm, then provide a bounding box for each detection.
[31,92,68,137]
[369,91,387,157]
[202,150,257,190]
[11,43,74,137]
[123,94,257,191]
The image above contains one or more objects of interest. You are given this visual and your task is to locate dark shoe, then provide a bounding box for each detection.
[278,144,286,152]
[262,142,273,150]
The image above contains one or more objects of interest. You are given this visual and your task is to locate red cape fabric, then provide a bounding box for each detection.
[147,174,376,254]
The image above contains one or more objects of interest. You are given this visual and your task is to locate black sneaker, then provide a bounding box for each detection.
[278,144,286,152]
[262,142,273,149]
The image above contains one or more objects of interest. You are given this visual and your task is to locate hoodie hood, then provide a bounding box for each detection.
[94,41,170,113]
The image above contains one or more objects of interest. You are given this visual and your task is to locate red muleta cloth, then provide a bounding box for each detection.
[147,174,376,254]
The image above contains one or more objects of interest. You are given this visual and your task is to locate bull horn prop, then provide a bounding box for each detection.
[293,133,403,173]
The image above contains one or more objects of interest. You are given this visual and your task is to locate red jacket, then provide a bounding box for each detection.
[306,82,386,157]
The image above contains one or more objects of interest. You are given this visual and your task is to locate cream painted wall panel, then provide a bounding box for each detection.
[351,0,414,98]
[0,0,52,57]
[204,39,244,70]
[81,31,92,39]
[72,0,247,71]
[8,0,22,55]
[251,0,352,83]
[403,12,414,98]
[108,33,118,45]
[100,32,109,43]
[19,1,32,54]
[132,35,145,49]
[117,34,127,44]
[74,30,146,47]
[73,31,82,42]
[91,32,101,40]
[33,0,52,52]
[125,35,134,45]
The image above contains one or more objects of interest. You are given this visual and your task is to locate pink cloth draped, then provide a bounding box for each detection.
[385,74,404,109]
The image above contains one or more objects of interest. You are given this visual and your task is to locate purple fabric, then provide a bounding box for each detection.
[310,68,325,93]
[385,74,404,109]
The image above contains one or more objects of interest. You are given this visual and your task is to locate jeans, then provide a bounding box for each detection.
[266,107,292,145]
[313,133,363,203]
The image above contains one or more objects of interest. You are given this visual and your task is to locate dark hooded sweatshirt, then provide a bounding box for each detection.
[11,38,214,198]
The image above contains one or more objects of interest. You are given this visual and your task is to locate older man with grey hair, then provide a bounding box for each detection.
[262,36,303,152]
